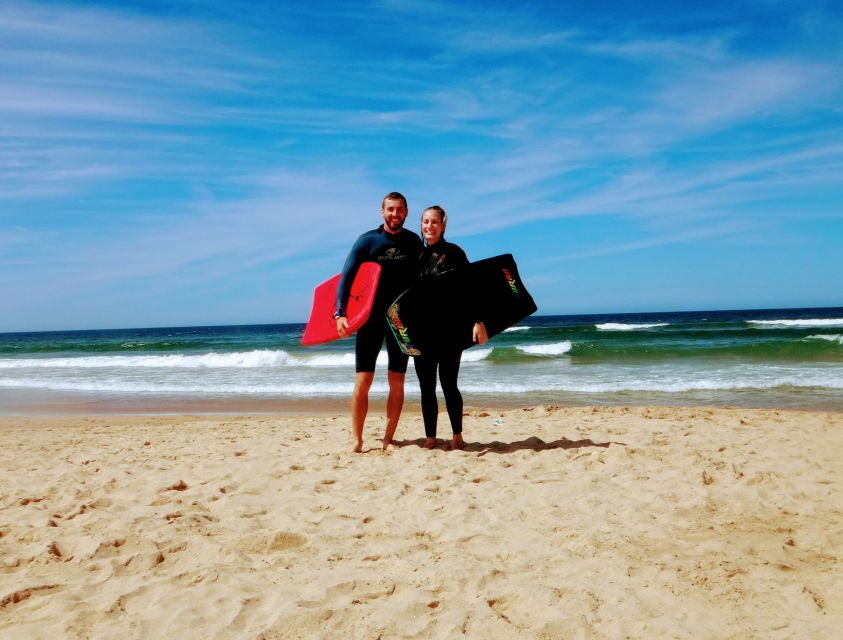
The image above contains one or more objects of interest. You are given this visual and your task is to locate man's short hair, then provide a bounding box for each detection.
[382,191,408,211]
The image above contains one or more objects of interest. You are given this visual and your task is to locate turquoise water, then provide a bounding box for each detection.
[1,307,842,413]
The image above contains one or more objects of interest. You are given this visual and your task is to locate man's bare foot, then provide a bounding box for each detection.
[354,440,363,453]
[423,437,437,449]
[382,437,393,451]
[451,434,465,450]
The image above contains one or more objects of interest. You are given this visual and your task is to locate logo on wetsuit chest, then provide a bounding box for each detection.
[502,268,521,297]
[379,248,408,260]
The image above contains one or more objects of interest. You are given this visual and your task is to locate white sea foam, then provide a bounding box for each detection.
[503,326,531,332]
[516,341,572,356]
[299,353,358,367]
[3,366,842,396]
[461,348,493,362]
[460,373,843,393]
[0,377,357,395]
[0,350,299,369]
[806,334,843,345]
[4,375,841,395]
[0,349,398,370]
[1,347,499,371]
[596,323,669,331]
[749,318,843,328]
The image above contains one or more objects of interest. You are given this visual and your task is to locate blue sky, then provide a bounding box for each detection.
[2,0,842,332]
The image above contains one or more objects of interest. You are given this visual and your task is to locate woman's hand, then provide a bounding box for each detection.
[472,322,488,345]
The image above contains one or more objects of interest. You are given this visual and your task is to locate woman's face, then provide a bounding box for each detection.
[421,209,444,244]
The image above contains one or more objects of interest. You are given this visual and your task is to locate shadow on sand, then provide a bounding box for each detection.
[392,436,623,455]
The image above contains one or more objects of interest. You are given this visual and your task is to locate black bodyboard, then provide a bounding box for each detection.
[386,253,537,356]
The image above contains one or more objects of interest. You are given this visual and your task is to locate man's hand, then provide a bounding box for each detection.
[472,322,488,345]
[337,316,350,338]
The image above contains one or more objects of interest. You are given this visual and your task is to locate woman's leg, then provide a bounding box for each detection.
[413,354,439,440]
[438,349,463,436]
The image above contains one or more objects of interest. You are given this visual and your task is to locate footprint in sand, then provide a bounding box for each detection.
[108,583,156,615]
[1,584,62,610]
[247,531,308,553]
[47,541,71,560]
[314,479,337,493]
[89,534,165,576]
[298,578,397,608]
[163,480,189,492]
[257,608,334,638]
[218,482,239,494]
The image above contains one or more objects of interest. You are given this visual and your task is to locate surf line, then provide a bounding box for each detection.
[503,268,521,298]
[386,305,422,356]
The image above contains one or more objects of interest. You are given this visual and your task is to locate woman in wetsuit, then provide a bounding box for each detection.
[414,205,487,450]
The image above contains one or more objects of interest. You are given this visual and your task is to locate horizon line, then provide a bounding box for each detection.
[2,304,842,336]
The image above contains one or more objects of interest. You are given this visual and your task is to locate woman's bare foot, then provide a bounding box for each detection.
[354,440,363,453]
[423,437,437,449]
[382,437,393,451]
[451,434,465,450]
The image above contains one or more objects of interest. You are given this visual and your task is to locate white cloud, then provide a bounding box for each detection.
[2,0,841,330]
[655,60,832,128]
[554,221,758,261]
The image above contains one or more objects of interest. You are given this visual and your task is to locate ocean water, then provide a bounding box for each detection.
[1,307,842,414]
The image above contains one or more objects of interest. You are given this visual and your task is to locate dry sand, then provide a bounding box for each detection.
[1,406,841,639]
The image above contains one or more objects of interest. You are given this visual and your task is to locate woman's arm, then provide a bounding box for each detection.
[472,322,488,345]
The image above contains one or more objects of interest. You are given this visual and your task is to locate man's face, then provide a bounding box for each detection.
[381,197,408,233]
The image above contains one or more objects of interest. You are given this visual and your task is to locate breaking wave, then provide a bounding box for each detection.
[516,341,572,356]
[596,323,669,331]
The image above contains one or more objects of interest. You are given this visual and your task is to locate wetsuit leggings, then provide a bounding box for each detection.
[413,349,463,438]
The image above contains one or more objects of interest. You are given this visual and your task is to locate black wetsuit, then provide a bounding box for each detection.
[336,225,423,373]
[413,239,471,437]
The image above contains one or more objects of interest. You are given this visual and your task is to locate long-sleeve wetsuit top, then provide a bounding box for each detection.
[336,225,423,317]
[419,239,487,329]
[418,239,469,278]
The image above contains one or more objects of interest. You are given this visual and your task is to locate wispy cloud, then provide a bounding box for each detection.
[2,0,841,329]
[553,220,759,261]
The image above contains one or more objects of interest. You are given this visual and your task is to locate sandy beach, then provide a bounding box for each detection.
[1,406,841,639]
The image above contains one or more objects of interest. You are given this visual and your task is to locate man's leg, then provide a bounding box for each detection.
[382,370,405,449]
[352,317,381,453]
[351,371,374,452]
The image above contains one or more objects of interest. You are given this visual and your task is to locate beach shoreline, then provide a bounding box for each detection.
[3,388,843,417]
[2,405,841,639]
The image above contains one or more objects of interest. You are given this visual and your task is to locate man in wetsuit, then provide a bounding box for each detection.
[335,192,423,452]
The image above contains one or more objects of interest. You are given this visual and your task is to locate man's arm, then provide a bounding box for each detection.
[335,234,370,336]
[335,236,368,315]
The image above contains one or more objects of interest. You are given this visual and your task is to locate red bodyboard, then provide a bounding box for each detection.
[301,262,381,346]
